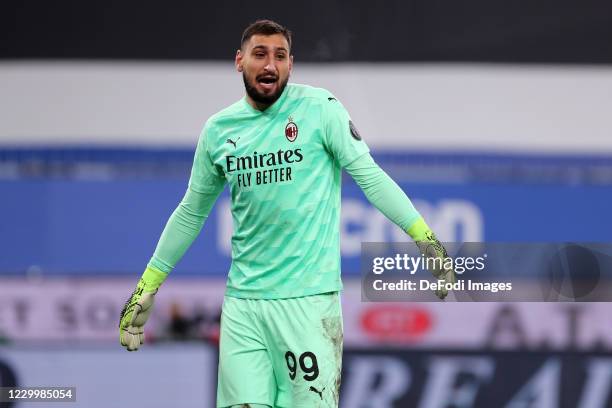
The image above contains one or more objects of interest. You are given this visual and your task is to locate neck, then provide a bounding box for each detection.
[245,95,272,111]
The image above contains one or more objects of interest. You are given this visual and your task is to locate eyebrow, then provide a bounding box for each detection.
[251,45,288,53]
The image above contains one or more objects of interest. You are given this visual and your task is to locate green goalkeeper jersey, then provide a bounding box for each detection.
[190,83,369,299]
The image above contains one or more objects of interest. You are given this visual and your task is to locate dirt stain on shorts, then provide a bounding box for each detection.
[322,316,343,406]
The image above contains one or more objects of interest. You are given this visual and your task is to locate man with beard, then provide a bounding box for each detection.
[119,19,455,408]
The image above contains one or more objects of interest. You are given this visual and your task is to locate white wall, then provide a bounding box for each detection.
[1,62,611,153]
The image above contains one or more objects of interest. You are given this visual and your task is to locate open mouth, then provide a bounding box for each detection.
[257,75,278,90]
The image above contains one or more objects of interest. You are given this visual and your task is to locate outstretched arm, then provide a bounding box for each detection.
[120,123,226,350]
[320,93,455,299]
[345,153,456,299]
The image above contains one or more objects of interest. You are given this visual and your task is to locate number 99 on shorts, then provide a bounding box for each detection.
[285,351,319,381]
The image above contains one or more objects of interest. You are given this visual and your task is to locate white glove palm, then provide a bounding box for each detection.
[120,290,156,351]
[119,267,167,351]
[416,238,456,300]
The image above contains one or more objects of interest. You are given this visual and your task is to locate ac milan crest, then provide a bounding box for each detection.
[285,116,298,142]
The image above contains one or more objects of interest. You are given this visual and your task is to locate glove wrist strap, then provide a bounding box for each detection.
[140,266,167,292]
[406,217,430,242]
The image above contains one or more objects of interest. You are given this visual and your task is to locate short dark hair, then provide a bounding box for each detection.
[241,19,292,51]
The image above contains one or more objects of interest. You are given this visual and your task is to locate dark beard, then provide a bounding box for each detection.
[243,73,288,108]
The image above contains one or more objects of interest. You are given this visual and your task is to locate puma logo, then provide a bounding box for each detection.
[226,137,240,148]
[309,386,325,400]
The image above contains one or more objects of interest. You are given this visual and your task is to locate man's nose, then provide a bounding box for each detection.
[263,58,278,73]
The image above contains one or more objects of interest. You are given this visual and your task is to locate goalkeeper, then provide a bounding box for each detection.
[120,19,455,408]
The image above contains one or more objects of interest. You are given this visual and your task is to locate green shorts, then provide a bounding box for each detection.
[217,292,343,408]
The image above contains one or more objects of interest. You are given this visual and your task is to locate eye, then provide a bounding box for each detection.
[276,53,286,60]
[255,52,265,58]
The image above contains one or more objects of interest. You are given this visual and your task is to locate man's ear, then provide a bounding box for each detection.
[235,49,243,72]
[289,55,294,73]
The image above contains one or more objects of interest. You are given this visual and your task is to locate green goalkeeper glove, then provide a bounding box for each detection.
[407,217,456,300]
[119,266,167,351]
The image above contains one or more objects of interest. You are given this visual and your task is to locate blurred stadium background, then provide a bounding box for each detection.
[1,1,612,407]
